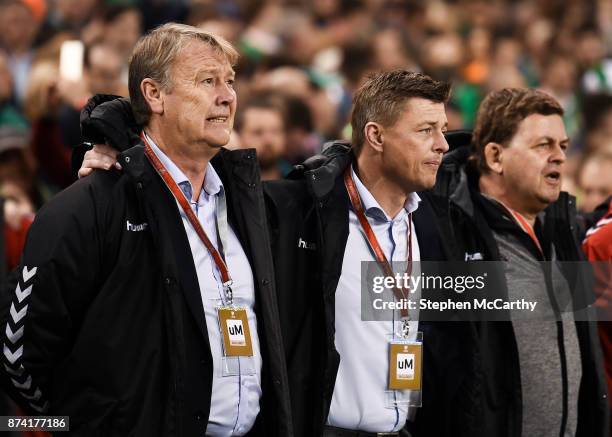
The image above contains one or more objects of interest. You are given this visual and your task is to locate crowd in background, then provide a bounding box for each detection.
[0,0,610,434]
[1,0,612,271]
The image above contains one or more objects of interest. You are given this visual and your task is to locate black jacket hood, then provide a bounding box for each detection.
[80,95,141,151]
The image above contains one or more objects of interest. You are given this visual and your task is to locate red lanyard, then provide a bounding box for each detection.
[343,167,413,320]
[140,132,234,292]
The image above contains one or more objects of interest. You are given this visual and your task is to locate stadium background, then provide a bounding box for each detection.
[0,0,611,434]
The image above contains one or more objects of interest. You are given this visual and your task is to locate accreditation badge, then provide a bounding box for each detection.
[385,331,423,408]
[389,341,422,390]
[217,306,253,357]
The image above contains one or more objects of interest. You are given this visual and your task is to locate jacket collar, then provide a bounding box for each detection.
[435,145,479,220]
[143,132,224,200]
[350,164,421,221]
[119,143,259,190]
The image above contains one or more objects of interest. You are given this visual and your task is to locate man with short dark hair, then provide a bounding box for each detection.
[266,69,452,436]
[577,153,612,213]
[425,87,608,436]
[235,97,288,180]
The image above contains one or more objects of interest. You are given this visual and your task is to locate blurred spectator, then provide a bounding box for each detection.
[21,59,72,191]
[78,5,142,68]
[23,59,59,123]
[463,27,490,88]
[0,67,44,437]
[540,53,581,141]
[99,5,143,65]
[0,52,28,130]
[579,30,612,94]
[488,36,526,92]
[337,42,375,132]
[20,37,127,192]
[0,0,41,107]
[583,94,612,154]
[372,28,416,72]
[1,181,34,271]
[0,125,37,273]
[599,0,612,50]
[422,32,464,83]
[253,66,328,151]
[285,0,371,64]
[284,95,319,165]
[577,152,612,213]
[235,96,289,180]
[86,41,128,97]
[38,0,98,41]
[523,18,553,78]
[56,40,127,164]
[0,46,34,250]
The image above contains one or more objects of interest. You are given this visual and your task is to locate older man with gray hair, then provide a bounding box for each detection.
[0,23,292,437]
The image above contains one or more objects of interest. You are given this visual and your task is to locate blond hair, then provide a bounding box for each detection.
[128,23,239,125]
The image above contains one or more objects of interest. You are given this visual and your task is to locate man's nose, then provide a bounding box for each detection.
[551,143,566,165]
[217,84,235,105]
[436,131,450,154]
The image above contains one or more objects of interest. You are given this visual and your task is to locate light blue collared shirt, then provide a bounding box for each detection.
[327,166,421,432]
[146,134,262,436]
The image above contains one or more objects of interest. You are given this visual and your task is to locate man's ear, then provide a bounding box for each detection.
[363,122,384,153]
[483,142,504,174]
[141,78,164,116]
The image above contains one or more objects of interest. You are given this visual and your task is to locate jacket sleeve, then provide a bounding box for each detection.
[0,179,104,414]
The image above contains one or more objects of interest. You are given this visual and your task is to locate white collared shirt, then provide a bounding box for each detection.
[147,134,262,436]
[327,166,421,432]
